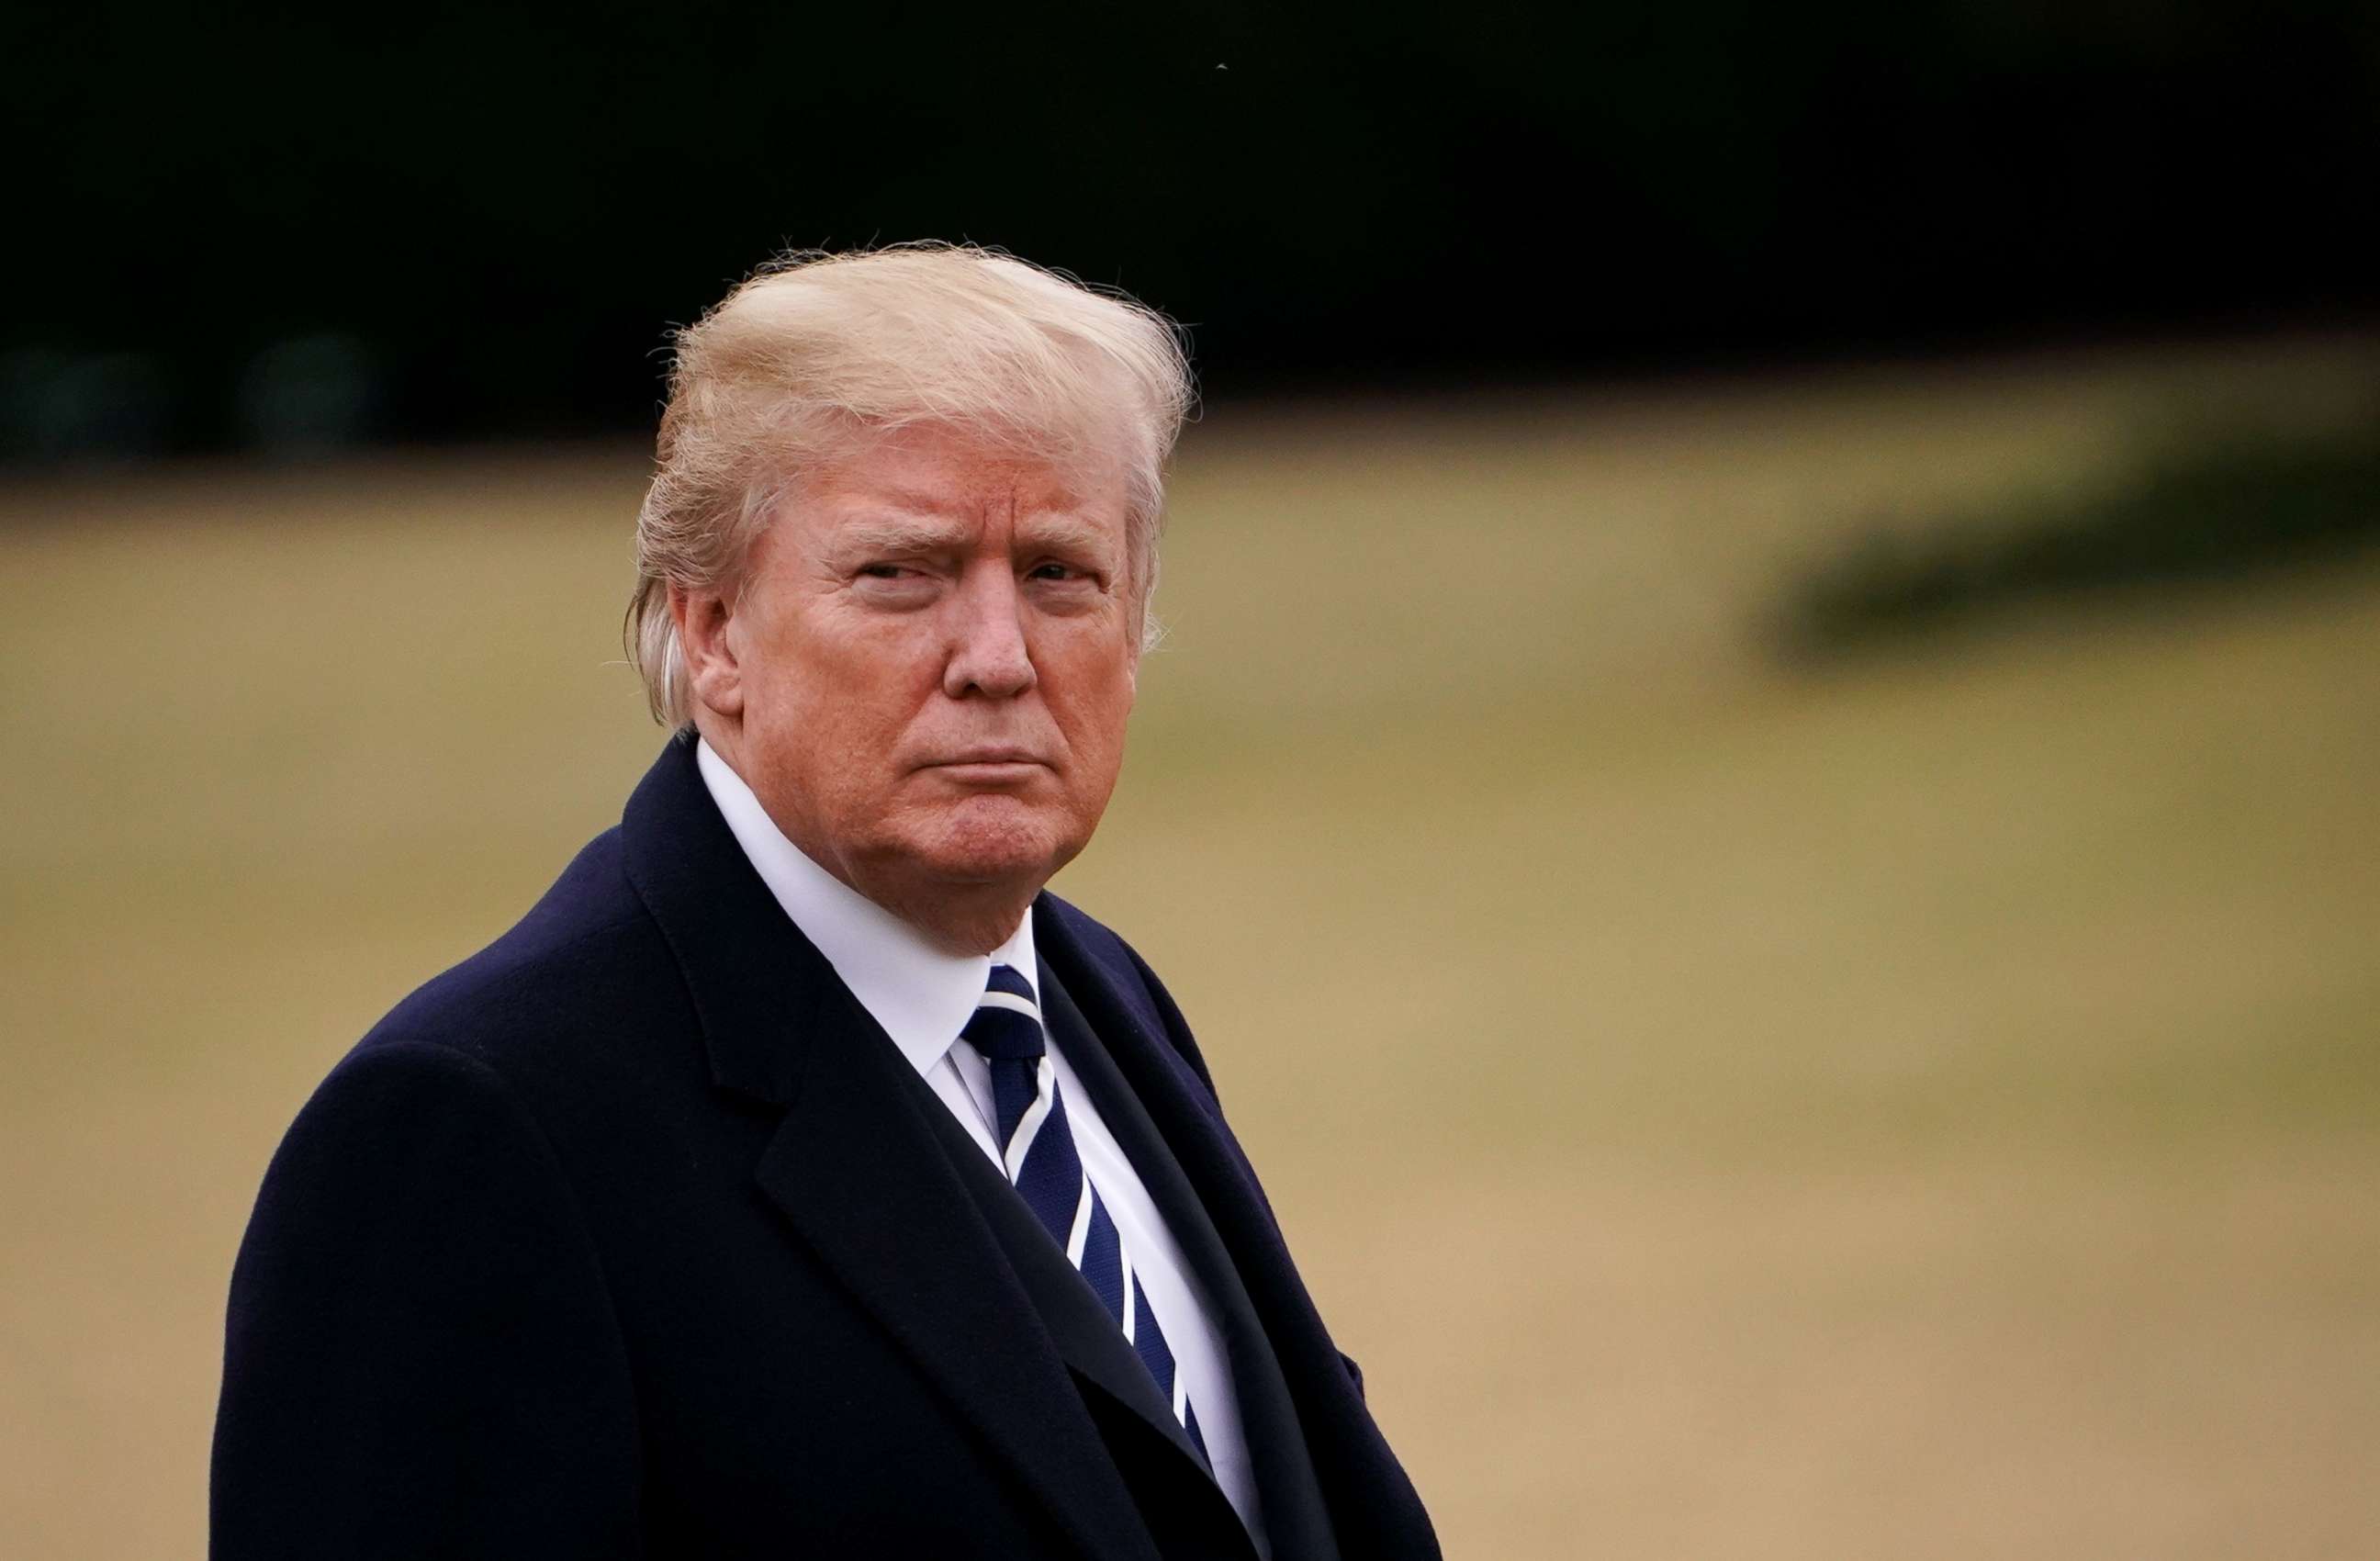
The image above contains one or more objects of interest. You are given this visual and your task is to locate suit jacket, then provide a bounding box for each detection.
[211,734,1440,1559]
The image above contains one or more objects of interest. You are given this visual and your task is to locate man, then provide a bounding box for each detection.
[211,244,1439,1560]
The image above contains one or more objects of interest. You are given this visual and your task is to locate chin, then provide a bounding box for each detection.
[912,799,1083,886]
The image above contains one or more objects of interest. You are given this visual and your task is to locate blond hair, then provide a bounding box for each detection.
[625,242,1195,726]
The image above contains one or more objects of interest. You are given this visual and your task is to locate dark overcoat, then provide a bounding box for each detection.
[211,735,1439,1560]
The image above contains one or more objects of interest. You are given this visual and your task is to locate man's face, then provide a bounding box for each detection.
[712,421,1141,936]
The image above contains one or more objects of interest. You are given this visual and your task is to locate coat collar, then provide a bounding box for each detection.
[617,733,1162,1561]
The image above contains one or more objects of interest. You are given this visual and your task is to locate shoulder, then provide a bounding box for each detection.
[328,825,699,1122]
[1036,890,1219,1099]
[250,824,711,1241]
[1036,889,1171,1016]
[1036,889,1137,981]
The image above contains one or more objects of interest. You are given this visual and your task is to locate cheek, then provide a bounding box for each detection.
[760,617,926,735]
[1060,662,1139,770]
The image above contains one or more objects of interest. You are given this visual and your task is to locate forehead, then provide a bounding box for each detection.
[791,421,1127,536]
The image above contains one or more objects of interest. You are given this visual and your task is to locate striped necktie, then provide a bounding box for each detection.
[962,963,1208,1459]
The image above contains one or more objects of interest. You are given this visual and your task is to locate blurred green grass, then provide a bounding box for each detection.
[5,336,2377,1559]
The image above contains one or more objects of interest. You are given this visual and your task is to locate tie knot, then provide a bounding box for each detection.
[962,963,1047,1061]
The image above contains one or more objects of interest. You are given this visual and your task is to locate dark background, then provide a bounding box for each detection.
[8,0,2378,456]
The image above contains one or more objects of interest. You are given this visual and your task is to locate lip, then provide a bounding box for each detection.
[929,747,1047,767]
[917,750,1052,782]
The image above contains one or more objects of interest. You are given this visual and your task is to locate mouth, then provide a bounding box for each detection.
[918,749,1052,784]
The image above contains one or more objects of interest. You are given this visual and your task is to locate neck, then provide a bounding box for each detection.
[863,878,1038,957]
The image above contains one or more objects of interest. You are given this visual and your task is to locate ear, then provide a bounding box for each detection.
[669,582,746,719]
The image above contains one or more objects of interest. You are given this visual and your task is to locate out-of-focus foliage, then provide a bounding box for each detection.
[1777,418,2380,655]
[6,1,2377,455]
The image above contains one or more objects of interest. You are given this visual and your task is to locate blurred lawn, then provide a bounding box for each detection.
[5,337,2377,1559]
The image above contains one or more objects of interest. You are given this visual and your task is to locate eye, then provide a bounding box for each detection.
[1030,558,1108,587]
[851,561,937,603]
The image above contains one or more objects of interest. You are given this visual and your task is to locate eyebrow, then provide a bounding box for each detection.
[1013,514,1119,558]
[831,515,971,556]
[828,511,1120,562]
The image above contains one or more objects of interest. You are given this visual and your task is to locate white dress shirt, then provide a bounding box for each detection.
[696,739,1268,1553]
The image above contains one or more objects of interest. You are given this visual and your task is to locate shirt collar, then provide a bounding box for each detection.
[695,736,1034,1081]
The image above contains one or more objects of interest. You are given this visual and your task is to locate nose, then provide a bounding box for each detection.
[942,565,1037,700]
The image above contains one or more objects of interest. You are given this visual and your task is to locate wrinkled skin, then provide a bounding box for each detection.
[674,421,1142,953]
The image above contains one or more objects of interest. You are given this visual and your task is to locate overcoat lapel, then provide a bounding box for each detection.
[749,1026,1163,1561]
[619,737,1159,1561]
[917,1099,1260,1561]
[1035,899,1441,1559]
[1039,964,1341,1561]
[919,1099,1216,1476]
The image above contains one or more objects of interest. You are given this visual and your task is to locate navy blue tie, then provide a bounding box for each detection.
[962,964,1208,1458]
